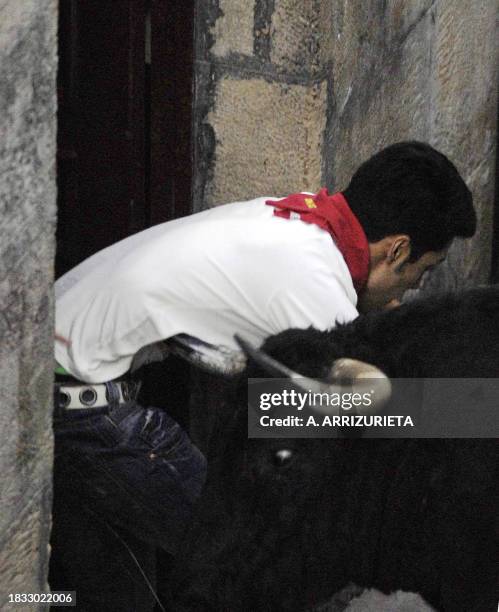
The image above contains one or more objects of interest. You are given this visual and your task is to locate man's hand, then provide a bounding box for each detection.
[383,299,402,310]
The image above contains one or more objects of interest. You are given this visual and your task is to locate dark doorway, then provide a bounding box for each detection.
[56,0,194,277]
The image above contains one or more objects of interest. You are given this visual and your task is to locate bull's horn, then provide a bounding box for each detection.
[326,358,392,416]
[234,334,391,416]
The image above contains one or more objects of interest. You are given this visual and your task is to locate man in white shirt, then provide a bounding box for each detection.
[50,141,476,610]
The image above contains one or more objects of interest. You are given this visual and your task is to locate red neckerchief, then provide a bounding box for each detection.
[266,188,370,293]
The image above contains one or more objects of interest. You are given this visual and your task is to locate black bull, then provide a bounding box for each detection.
[166,288,499,612]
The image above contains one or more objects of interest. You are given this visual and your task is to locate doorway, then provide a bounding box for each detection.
[56,0,194,277]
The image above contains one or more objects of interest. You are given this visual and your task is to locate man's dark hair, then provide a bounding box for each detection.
[342,141,476,260]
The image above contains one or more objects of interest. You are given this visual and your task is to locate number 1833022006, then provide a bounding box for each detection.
[7,592,76,606]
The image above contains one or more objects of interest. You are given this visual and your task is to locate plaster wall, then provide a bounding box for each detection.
[323,0,498,290]
[0,0,58,600]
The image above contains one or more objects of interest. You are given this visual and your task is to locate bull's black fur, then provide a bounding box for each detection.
[260,286,499,379]
[168,288,499,612]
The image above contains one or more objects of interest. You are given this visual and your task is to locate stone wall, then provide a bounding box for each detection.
[323,0,498,291]
[0,0,58,600]
[193,0,498,288]
[192,0,329,209]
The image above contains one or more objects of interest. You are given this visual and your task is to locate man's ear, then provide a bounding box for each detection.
[387,235,411,266]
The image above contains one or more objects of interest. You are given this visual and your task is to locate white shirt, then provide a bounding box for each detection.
[55,196,359,382]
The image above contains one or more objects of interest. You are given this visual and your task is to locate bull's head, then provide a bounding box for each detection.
[166,335,394,611]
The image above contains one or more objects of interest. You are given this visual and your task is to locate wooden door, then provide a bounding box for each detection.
[56,0,194,277]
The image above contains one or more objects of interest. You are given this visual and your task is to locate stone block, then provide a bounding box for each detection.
[327,3,435,191]
[205,76,327,205]
[0,0,57,599]
[325,0,435,104]
[428,1,498,288]
[270,0,322,74]
[211,0,255,58]
[0,485,53,597]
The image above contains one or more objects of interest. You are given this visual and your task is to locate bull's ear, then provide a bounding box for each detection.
[234,334,297,378]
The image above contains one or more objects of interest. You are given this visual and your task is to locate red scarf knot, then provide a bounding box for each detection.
[266,188,370,293]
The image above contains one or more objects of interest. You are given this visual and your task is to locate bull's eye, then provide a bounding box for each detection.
[273,449,294,467]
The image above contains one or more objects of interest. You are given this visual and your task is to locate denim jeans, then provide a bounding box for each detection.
[50,393,207,612]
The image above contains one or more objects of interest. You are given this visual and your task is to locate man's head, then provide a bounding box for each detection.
[342,141,476,311]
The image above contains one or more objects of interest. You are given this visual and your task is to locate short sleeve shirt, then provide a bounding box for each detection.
[55,196,359,382]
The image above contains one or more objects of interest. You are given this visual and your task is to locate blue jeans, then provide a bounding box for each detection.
[50,395,206,611]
